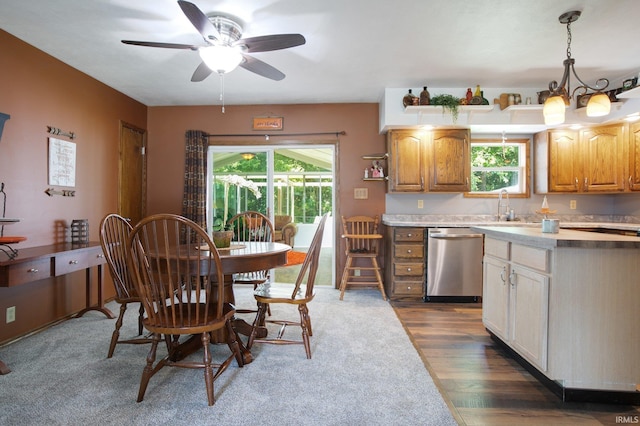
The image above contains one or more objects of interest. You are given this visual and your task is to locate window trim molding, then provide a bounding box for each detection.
[464,137,531,199]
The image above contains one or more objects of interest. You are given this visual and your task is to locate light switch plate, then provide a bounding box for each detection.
[354,188,368,199]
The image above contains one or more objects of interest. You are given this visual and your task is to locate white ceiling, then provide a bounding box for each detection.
[1,0,639,109]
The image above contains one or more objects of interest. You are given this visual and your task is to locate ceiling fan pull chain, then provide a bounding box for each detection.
[219,72,226,113]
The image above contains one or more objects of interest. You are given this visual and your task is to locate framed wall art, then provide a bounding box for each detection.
[48,137,76,187]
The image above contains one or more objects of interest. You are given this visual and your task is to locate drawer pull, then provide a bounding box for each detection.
[97,254,105,258]
[406,249,412,253]
[28,268,39,273]
[69,260,79,265]
[407,233,412,237]
[407,286,411,290]
[407,268,412,272]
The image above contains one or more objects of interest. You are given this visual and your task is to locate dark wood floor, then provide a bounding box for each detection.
[391,300,640,426]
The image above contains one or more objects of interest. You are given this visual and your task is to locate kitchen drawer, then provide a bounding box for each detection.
[484,237,510,260]
[86,247,107,267]
[393,243,424,259]
[511,244,549,272]
[0,258,52,287]
[393,281,424,296]
[393,261,424,277]
[54,251,90,276]
[394,228,424,242]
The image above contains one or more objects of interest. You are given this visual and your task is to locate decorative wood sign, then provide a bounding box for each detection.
[252,116,283,131]
[48,137,76,187]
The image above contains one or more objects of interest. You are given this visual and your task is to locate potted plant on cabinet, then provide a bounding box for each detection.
[430,94,461,123]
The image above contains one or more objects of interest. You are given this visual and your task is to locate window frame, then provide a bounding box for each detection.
[464,137,531,198]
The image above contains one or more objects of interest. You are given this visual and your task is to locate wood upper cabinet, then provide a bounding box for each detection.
[628,121,640,191]
[580,124,625,192]
[535,123,626,193]
[387,130,426,192]
[387,128,470,193]
[428,129,470,191]
[547,129,581,192]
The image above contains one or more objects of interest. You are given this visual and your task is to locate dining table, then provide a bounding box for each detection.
[168,241,291,364]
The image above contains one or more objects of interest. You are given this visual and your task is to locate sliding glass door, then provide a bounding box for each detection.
[206,144,335,285]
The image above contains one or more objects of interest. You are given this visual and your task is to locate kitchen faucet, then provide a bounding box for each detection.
[497,189,510,221]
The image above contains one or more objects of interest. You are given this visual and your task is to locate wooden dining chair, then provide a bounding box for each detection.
[247,213,328,359]
[227,211,274,288]
[127,213,244,406]
[99,213,153,358]
[338,215,386,301]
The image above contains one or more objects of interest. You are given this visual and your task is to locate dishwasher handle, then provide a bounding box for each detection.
[429,233,483,239]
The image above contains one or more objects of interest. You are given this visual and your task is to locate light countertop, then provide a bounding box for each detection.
[470,225,640,249]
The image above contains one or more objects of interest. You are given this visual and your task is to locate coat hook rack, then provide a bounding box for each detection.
[47,126,75,140]
[45,188,76,197]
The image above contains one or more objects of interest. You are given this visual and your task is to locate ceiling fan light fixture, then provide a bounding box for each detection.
[543,95,566,126]
[586,92,611,117]
[199,45,243,74]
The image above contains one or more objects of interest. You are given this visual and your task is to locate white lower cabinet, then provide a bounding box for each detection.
[482,237,549,371]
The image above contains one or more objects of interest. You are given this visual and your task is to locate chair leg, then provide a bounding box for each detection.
[339,256,353,300]
[201,332,215,406]
[298,304,312,359]
[137,333,160,403]
[107,303,127,358]
[225,319,244,368]
[137,303,145,336]
[371,257,387,301]
[247,302,268,349]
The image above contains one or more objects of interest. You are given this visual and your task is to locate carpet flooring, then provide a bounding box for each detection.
[0,286,456,426]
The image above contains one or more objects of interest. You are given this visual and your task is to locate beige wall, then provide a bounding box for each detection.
[0,29,387,344]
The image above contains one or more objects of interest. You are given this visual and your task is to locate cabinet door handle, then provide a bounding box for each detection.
[500,266,506,284]
[28,268,39,273]
[69,260,79,265]
[421,176,424,190]
[575,177,578,188]
[584,177,588,191]
[509,269,516,287]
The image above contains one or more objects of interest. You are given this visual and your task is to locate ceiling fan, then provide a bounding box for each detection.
[121,0,306,82]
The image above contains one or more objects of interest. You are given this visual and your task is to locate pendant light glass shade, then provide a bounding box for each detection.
[586,92,611,117]
[543,95,566,125]
[199,46,243,74]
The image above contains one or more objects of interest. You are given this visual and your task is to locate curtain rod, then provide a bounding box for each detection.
[204,131,346,139]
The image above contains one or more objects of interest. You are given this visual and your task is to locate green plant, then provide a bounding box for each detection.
[212,217,233,232]
[430,94,461,123]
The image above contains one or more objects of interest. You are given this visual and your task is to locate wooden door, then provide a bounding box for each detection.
[429,129,470,191]
[387,130,425,192]
[581,124,625,192]
[118,122,146,225]
[629,122,640,191]
[548,129,580,192]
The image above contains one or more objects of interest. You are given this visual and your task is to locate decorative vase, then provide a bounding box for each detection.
[211,230,234,248]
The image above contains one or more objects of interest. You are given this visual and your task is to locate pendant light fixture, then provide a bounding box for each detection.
[543,10,611,125]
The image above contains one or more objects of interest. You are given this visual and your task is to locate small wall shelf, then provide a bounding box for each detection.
[362,153,388,160]
[404,105,494,114]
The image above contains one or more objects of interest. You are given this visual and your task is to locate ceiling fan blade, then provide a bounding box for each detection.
[240,54,285,81]
[191,61,214,82]
[177,0,221,42]
[122,40,199,50]
[234,34,306,53]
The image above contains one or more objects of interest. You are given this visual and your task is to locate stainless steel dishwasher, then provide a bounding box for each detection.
[426,228,484,302]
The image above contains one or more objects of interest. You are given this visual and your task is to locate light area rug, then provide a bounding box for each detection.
[0,286,456,426]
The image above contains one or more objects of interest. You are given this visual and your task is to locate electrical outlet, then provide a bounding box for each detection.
[417,199,424,209]
[570,200,577,210]
[354,269,361,276]
[6,306,15,323]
